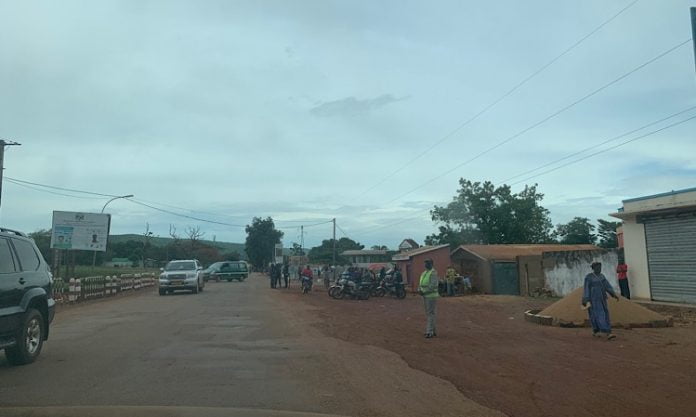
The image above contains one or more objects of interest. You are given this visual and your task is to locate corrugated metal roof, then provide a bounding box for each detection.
[453,244,600,261]
[392,244,450,261]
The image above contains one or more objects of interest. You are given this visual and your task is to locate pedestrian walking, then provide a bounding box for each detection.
[445,265,456,296]
[418,258,439,338]
[582,262,620,340]
[616,257,630,299]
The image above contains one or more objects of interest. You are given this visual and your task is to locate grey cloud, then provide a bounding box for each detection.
[310,94,409,117]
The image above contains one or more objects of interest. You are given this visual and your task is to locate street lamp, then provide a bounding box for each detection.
[92,194,134,268]
[101,194,134,214]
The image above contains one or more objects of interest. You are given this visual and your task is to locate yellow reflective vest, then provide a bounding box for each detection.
[419,269,439,298]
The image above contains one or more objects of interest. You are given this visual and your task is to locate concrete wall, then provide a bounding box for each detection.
[397,246,451,292]
[542,249,620,297]
[623,189,696,213]
[622,220,650,300]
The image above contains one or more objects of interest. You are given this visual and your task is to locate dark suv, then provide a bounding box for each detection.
[0,227,55,365]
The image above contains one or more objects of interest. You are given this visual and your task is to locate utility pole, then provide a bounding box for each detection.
[332,218,336,266]
[332,218,337,282]
[300,225,304,255]
[691,7,696,73]
[0,139,21,217]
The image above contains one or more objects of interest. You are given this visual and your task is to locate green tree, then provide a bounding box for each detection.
[555,217,597,244]
[426,179,554,246]
[370,245,388,250]
[597,219,621,248]
[244,217,284,269]
[308,237,363,265]
[290,242,305,256]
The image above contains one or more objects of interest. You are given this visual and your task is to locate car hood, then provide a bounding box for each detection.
[0,406,348,417]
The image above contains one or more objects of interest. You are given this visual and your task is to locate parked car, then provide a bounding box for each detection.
[204,261,249,282]
[158,259,205,295]
[202,261,224,282]
[0,227,56,365]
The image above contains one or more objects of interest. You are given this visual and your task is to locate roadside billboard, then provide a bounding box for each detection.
[50,211,111,252]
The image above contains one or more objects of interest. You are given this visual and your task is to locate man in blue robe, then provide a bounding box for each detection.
[582,262,620,340]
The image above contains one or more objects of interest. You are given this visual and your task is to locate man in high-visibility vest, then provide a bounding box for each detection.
[418,258,439,338]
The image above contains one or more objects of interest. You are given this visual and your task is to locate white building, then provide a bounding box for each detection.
[341,249,389,268]
[611,187,696,304]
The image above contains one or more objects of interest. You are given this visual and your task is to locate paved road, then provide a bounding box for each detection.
[0,274,501,417]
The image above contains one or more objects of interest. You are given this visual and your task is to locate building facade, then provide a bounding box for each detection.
[392,245,450,292]
[611,187,696,304]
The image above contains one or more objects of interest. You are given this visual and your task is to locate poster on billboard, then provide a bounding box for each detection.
[274,243,284,264]
[50,211,111,252]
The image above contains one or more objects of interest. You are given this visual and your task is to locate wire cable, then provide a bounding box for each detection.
[383,38,692,205]
[4,176,121,198]
[125,198,248,228]
[4,178,109,200]
[352,0,641,200]
[354,109,696,237]
[508,112,696,186]
[498,104,696,184]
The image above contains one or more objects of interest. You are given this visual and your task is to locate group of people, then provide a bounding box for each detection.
[266,255,631,342]
[269,263,318,289]
[416,257,631,341]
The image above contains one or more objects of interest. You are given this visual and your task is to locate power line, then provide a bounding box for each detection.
[383,38,692,205]
[352,0,640,201]
[125,198,248,228]
[4,176,121,198]
[498,104,696,184]
[4,178,108,200]
[353,109,696,237]
[508,112,696,186]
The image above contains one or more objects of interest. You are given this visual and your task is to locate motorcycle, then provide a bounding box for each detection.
[330,277,371,300]
[376,278,406,299]
[301,275,313,294]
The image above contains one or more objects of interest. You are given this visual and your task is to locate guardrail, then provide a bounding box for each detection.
[52,272,157,304]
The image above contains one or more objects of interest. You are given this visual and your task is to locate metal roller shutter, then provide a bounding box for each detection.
[643,212,696,303]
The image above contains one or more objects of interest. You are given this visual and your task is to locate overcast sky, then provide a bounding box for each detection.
[1,0,695,249]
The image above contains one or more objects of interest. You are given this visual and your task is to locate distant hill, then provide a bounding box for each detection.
[109,234,246,256]
[109,234,298,259]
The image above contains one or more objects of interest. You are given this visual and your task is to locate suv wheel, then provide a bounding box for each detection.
[192,283,199,294]
[159,289,166,296]
[6,309,44,366]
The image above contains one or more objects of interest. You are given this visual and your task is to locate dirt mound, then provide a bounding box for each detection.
[538,287,670,327]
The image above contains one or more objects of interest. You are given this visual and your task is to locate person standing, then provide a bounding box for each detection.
[418,258,439,338]
[582,262,619,340]
[379,267,386,282]
[282,263,290,288]
[269,263,277,288]
[616,258,630,299]
[445,265,457,296]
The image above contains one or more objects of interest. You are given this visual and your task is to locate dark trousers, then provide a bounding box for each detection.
[619,279,630,299]
[284,274,289,288]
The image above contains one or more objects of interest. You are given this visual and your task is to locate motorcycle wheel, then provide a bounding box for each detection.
[328,286,340,298]
[396,288,406,299]
[334,288,345,299]
[374,288,386,298]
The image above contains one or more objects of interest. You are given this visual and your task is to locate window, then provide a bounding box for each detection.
[13,239,41,271]
[0,238,17,273]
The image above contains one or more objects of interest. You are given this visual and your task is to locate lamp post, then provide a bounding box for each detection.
[92,194,134,268]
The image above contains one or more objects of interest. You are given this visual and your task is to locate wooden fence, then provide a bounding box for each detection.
[52,273,157,304]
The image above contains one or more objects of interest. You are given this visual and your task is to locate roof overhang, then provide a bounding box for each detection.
[610,203,696,220]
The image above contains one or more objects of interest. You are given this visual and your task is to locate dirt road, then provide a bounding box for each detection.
[0,274,501,417]
[291,288,696,417]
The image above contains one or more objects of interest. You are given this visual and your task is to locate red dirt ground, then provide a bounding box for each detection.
[280,287,696,417]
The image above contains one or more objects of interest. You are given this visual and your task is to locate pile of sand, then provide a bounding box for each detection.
[538,287,671,328]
